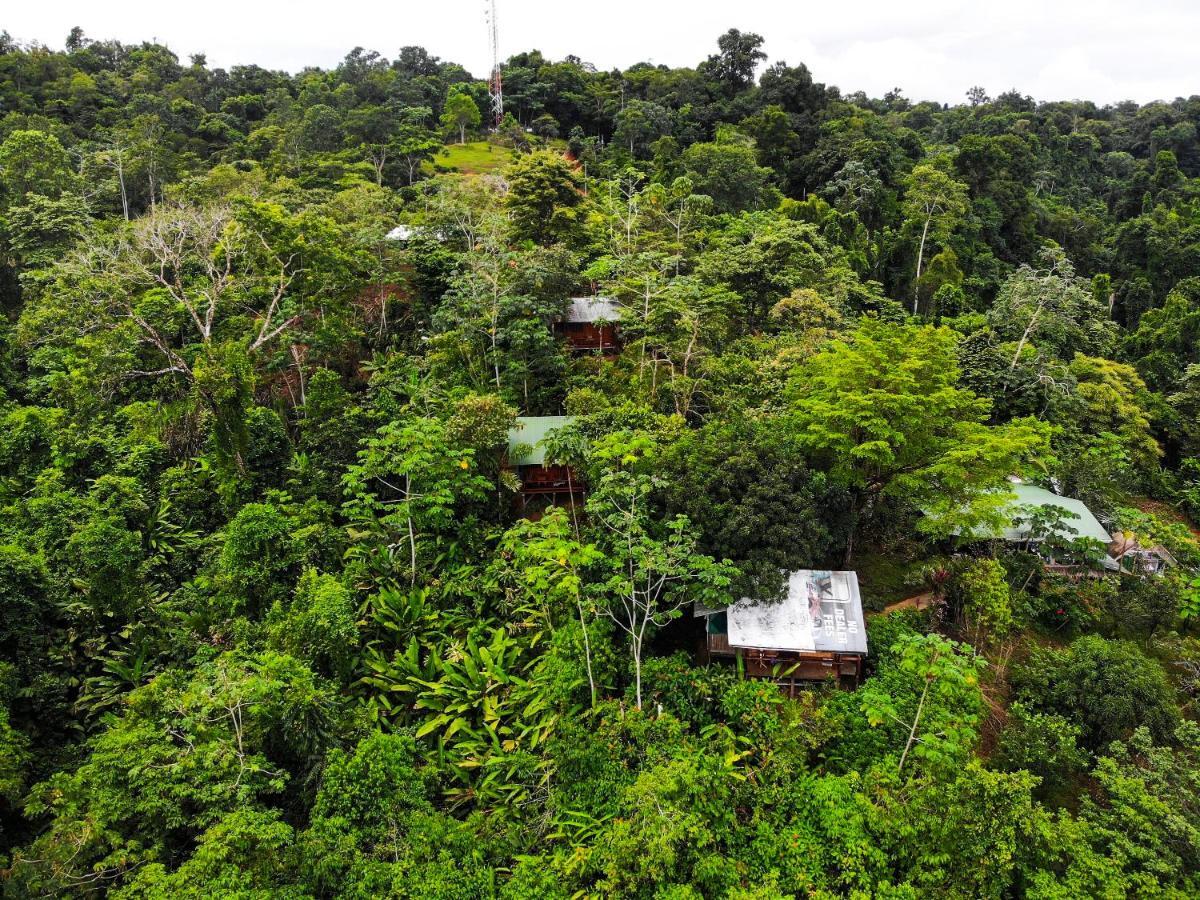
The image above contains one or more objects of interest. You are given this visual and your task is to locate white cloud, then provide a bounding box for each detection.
[4,0,1197,104]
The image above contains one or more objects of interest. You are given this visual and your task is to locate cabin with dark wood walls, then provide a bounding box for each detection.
[555,297,621,354]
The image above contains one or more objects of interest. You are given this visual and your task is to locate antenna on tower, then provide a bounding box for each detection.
[486,0,503,128]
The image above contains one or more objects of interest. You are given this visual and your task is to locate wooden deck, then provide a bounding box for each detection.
[704,634,863,688]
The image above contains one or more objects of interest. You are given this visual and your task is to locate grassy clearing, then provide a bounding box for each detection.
[432,141,514,175]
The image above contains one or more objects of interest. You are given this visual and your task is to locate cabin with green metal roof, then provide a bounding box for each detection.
[506,416,573,466]
[975,483,1112,545]
[506,416,583,509]
[959,481,1118,574]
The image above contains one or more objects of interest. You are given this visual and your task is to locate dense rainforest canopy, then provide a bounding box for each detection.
[1,24,1199,898]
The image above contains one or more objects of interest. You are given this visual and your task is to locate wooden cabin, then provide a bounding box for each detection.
[956,481,1121,576]
[554,297,621,354]
[1109,531,1177,577]
[506,416,585,510]
[696,570,868,692]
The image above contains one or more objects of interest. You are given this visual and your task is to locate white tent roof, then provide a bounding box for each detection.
[703,570,868,655]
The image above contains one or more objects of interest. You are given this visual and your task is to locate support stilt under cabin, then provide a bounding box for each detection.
[696,570,868,691]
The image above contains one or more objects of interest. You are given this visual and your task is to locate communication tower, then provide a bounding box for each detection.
[486,0,503,127]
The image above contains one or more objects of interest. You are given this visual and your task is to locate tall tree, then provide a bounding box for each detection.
[504,150,587,247]
[901,163,968,314]
[585,459,733,709]
[701,29,767,96]
[787,319,1051,560]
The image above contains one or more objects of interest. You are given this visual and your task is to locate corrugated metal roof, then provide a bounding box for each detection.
[506,415,575,466]
[987,483,1112,544]
[563,297,622,323]
[705,570,868,655]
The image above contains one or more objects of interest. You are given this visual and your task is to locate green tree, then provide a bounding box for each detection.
[342,415,491,585]
[11,652,341,896]
[701,29,767,95]
[1028,724,1200,897]
[266,570,359,681]
[585,457,735,708]
[217,501,303,615]
[988,246,1116,369]
[393,107,441,186]
[994,701,1087,795]
[0,130,80,201]
[656,416,839,596]
[504,150,586,246]
[681,130,779,215]
[613,100,673,157]
[787,319,1050,560]
[491,509,604,705]
[441,88,481,144]
[2,193,88,268]
[900,163,968,314]
[860,632,986,776]
[1011,635,1181,751]
[112,809,304,899]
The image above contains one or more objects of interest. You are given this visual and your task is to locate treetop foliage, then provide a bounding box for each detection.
[0,23,1198,899]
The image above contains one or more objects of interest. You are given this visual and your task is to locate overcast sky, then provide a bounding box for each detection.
[5,1,1197,105]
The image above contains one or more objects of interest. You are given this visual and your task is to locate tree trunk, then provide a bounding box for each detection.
[843,492,860,566]
[898,652,939,776]
[291,345,307,407]
[116,159,129,221]
[913,216,931,315]
[1009,303,1044,371]
[577,601,596,708]
[566,465,580,538]
[632,639,643,710]
[406,473,417,587]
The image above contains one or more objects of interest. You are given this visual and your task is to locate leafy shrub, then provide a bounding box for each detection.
[866,609,929,666]
[267,569,359,681]
[859,633,986,776]
[1022,576,1099,636]
[719,678,786,744]
[948,556,1015,639]
[0,544,46,653]
[217,501,300,615]
[634,652,736,727]
[994,701,1088,794]
[1011,635,1180,751]
[1095,574,1180,637]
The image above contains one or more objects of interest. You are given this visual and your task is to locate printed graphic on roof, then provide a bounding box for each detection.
[723,570,867,654]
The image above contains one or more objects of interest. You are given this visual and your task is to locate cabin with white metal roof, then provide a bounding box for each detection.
[696,569,868,690]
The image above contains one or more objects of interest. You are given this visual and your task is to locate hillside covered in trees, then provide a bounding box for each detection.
[1,25,1200,898]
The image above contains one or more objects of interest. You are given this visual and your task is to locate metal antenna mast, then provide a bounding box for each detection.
[486,0,503,127]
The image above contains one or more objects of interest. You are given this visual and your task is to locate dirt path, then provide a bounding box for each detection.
[876,591,934,616]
